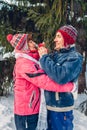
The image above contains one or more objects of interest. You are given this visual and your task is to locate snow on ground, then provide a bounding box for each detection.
[0,92,87,130]
[0,92,15,130]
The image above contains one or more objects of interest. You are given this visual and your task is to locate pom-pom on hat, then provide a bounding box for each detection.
[57,25,77,47]
[6,34,28,51]
[7,34,13,42]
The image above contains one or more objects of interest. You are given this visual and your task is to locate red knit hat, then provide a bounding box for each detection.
[57,25,77,47]
[7,34,28,51]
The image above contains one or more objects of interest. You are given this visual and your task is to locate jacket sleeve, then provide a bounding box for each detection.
[19,60,74,92]
[39,53,83,84]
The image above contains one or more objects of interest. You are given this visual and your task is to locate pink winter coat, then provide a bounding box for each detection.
[13,51,74,115]
[14,50,40,115]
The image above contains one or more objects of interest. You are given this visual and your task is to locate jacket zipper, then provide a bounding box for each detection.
[33,89,40,111]
[29,90,35,108]
[55,92,59,100]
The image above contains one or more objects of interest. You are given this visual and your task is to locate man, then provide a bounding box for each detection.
[38,25,83,130]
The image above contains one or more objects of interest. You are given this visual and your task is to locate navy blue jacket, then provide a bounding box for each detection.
[40,46,83,112]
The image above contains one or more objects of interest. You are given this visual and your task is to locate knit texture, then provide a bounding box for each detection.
[57,25,77,47]
[7,34,28,51]
[36,89,48,130]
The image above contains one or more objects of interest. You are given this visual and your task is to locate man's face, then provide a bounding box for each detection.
[54,32,64,50]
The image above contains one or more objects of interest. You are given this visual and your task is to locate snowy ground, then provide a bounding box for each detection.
[0,92,15,130]
[0,92,87,130]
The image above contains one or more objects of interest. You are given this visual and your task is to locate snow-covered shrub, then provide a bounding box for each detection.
[0,57,15,96]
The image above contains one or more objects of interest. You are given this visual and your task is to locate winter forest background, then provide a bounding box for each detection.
[0,0,87,130]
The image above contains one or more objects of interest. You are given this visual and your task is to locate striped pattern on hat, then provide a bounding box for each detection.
[59,25,77,41]
[7,34,28,51]
[57,25,78,47]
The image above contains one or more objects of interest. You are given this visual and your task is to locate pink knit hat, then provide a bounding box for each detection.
[7,34,28,51]
[57,25,77,47]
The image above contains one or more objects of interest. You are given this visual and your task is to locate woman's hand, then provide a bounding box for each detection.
[38,47,48,58]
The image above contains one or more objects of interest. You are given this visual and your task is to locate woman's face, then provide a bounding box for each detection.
[54,32,64,50]
[28,40,37,50]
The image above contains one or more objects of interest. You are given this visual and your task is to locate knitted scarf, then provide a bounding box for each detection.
[36,89,48,130]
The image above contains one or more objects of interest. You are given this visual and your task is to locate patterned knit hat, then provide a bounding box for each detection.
[7,34,29,51]
[57,25,77,47]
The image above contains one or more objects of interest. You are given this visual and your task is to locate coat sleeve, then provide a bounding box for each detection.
[19,60,74,92]
[39,53,83,84]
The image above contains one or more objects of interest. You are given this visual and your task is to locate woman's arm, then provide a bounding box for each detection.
[19,60,74,92]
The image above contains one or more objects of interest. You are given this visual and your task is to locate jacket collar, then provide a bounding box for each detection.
[57,45,76,53]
